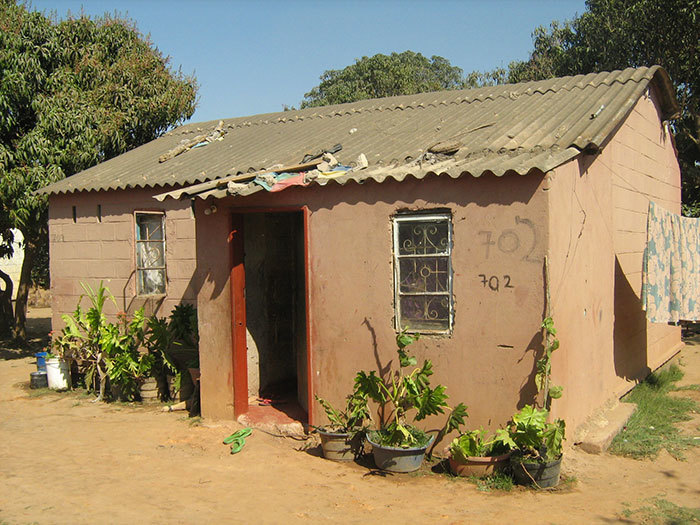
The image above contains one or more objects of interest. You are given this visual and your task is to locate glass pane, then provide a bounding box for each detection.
[136,242,164,268]
[136,214,163,241]
[397,219,449,255]
[138,269,165,295]
[399,257,449,294]
[399,295,450,331]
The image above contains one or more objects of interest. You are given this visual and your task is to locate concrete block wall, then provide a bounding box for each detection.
[607,85,683,379]
[48,187,198,330]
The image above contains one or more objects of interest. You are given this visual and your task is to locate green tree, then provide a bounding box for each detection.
[300,51,464,108]
[506,0,700,213]
[0,2,197,340]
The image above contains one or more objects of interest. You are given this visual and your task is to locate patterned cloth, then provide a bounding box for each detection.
[642,201,700,323]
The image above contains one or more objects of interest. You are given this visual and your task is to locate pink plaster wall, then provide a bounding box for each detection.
[610,86,683,371]
[196,173,550,428]
[545,155,616,432]
[48,188,198,329]
[546,85,682,434]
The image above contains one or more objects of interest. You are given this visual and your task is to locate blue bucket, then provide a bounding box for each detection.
[35,352,48,372]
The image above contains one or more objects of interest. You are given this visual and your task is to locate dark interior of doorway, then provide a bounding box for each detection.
[243,211,307,422]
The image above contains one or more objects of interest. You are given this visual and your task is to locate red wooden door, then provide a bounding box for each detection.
[229,214,248,417]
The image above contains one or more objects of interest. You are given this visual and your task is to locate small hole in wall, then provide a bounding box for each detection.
[97,204,102,222]
[72,206,77,223]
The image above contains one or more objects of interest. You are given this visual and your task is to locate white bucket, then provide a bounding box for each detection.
[46,358,70,390]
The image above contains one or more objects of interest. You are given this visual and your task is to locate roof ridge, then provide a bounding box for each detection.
[202,67,655,132]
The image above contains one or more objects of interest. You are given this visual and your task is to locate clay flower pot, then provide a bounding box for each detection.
[317,429,363,461]
[448,451,512,478]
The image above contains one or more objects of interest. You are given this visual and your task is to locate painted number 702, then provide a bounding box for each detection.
[478,274,514,292]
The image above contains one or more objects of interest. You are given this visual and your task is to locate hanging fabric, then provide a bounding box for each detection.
[642,201,700,323]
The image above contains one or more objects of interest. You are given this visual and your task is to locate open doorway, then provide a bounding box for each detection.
[232,210,308,424]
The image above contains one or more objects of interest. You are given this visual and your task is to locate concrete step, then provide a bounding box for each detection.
[574,401,636,454]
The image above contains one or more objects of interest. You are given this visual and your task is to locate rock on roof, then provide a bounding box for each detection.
[39,66,679,197]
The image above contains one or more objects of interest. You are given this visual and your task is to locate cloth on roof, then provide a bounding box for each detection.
[252,172,309,192]
[319,165,353,178]
[642,201,700,323]
[269,173,308,192]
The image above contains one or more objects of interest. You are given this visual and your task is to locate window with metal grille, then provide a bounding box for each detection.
[393,212,453,333]
[135,212,166,295]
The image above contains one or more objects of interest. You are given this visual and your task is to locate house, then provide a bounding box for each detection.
[40,66,683,436]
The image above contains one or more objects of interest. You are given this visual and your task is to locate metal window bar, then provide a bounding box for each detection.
[393,213,453,333]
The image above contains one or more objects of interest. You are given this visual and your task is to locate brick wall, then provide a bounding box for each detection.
[48,187,198,329]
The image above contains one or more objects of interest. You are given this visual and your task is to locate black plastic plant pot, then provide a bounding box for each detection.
[367,431,435,473]
[510,454,562,488]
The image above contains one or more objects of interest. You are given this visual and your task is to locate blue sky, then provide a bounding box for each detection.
[31,0,587,123]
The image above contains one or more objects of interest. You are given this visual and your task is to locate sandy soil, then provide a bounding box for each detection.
[0,310,699,524]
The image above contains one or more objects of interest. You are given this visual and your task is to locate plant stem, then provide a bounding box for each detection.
[543,255,551,410]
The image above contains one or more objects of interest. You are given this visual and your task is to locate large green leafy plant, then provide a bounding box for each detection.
[354,330,468,449]
[53,282,147,400]
[449,428,514,461]
[315,386,370,435]
[509,405,565,463]
[52,281,181,401]
[144,303,199,399]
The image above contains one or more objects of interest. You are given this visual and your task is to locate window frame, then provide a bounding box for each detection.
[392,211,453,334]
[134,211,167,297]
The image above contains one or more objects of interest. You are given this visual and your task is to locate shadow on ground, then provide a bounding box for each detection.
[0,312,51,360]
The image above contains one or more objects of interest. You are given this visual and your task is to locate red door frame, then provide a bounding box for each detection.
[229,206,313,426]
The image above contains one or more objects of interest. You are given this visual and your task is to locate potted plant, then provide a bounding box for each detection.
[314,386,370,461]
[508,405,565,488]
[144,304,198,401]
[448,428,514,478]
[48,324,80,391]
[505,315,566,488]
[355,330,468,473]
[44,348,71,390]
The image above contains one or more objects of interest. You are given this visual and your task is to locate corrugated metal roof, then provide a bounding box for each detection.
[39,66,679,197]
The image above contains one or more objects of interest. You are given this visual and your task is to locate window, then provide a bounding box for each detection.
[135,212,166,295]
[393,212,452,333]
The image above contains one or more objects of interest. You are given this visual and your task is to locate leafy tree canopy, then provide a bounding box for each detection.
[300,51,464,108]
[0,1,198,338]
[505,0,700,212]
[299,2,699,211]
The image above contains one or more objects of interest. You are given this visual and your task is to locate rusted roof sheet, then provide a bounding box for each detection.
[39,66,679,197]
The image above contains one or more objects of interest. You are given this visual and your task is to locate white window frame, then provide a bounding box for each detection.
[134,211,167,296]
[392,212,453,334]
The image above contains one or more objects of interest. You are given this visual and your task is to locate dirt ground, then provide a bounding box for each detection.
[1,309,699,524]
